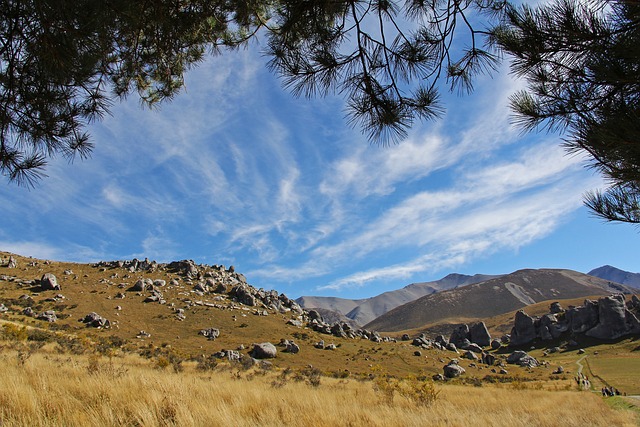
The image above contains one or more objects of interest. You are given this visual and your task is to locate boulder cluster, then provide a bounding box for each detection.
[509,294,640,346]
[411,321,494,354]
[303,309,394,342]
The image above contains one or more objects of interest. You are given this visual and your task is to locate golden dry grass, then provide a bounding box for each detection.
[0,349,637,427]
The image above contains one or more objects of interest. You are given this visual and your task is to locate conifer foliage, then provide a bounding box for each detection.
[492,0,640,223]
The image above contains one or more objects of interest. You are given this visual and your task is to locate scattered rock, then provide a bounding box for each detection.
[132,278,153,292]
[506,350,538,368]
[37,310,57,322]
[0,304,7,313]
[250,342,277,359]
[199,328,220,340]
[281,339,300,354]
[443,360,465,378]
[462,350,478,361]
[7,256,17,268]
[40,273,61,291]
[81,312,110,328]
[550,301,563,314]
[482,352,496,366]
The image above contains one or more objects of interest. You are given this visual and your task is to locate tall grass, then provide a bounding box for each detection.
[0,350,637,427]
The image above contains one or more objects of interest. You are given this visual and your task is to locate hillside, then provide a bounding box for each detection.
[589,265,640,289]
[297,273,498,326]
[365,268,635,332]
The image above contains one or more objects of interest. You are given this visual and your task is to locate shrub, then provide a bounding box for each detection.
[294,366,322,387]
[196,355,218,372]
[27,328,55,342]
[154,355,170,370]
[2,323,28,341]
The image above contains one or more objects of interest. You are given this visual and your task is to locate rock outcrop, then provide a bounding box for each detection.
[448,321,492,349]
[508,294,640,346]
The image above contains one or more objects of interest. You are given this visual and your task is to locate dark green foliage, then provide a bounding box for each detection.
[266,0,502,143]
[492,0,640,223]
[1,0,268,185]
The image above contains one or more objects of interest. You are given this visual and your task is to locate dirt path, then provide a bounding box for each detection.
[576,354,587,375]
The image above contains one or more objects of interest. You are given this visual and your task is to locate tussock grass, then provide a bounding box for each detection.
[0,351,637,427]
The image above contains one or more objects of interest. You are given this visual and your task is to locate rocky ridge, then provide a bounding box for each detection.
[509,294,640,346]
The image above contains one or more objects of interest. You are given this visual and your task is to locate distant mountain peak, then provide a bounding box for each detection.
[588,265,640,289]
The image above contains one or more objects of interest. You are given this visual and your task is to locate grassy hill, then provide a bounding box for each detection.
[365,269,633,332]
[1,251,640,426]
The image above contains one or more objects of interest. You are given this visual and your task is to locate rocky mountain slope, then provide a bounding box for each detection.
[589,265,640,289]
[297,273,498,326]
[364,268,635,332]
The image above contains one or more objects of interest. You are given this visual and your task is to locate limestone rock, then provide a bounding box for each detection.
[40,273,61,291]
[281,340,300,354]
[199,328,220,341]
[586,294,632,339]
[81,312,110,328]
[469,322,492,347]
[132,278,153,292]
[449,324,470,348]
[443,360,465,378]
[37,310,57,322]
[7,256,17,268]
[549,302,563,314]
[509,310,536,346]
[250,342,277,359]
[566,299,599,333]
[506,350,538,368]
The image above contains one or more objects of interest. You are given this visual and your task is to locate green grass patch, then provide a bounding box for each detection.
[588,356,640,395]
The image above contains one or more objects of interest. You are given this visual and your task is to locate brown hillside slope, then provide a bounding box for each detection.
[365,269,633,332]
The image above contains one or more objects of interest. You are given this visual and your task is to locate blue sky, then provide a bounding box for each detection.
[2,46,638,300]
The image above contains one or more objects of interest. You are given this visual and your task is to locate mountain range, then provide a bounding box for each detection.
[296,273,498,326]
[298,265,638,331]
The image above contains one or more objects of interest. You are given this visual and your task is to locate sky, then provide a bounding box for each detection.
[2,44,638,300]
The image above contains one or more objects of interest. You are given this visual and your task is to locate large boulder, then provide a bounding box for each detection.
[281,340,300,354]
[81,312,109,328]
[566,299,599,333]
[549,302,563,314]
[40,273,61,291]
[7,256,17,268]
[443,360,466,378]
[232,285,257,306]
[509,310,536,346]
[250,342,277,359]
[132,278,153,292]
[449,324,470,348]
[506,350,538,368]
[37,310,57,322]
[587,294,635,339]
[469,322,491,347]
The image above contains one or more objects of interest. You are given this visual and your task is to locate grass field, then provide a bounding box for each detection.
[1,251,640,425]
[0,348,638,427]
